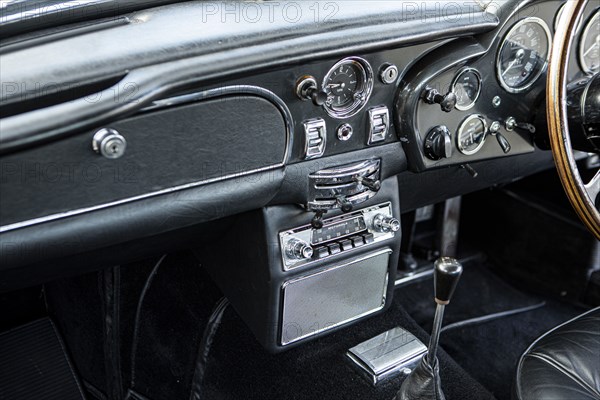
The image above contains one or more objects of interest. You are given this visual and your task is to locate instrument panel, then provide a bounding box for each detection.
[396,1,599,172]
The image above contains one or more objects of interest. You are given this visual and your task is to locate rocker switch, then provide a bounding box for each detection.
[304,118,327,159]
[368,106,389,145]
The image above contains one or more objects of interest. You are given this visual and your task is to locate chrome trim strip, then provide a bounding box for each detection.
[0,164,283,234]
[0,85,292,234]
[280,248,392,346]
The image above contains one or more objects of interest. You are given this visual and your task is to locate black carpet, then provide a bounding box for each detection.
[201,291,494,400]
[396,257,588,400]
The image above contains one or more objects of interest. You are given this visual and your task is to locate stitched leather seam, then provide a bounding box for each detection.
[528,352,600,399]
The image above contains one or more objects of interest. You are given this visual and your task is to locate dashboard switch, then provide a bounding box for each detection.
[424,126,452,160]
[296,76,328,106]
[368,106,389,145]
[304,118,327,159]
[422,87,457,112]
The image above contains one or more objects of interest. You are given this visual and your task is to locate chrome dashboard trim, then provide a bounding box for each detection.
[0,85,291,234]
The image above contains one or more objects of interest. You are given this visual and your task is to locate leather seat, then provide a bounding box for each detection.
[515,307,600,400]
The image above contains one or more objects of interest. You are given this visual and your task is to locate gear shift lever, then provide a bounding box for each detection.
[428,258,463,365]
[395,257,463,400]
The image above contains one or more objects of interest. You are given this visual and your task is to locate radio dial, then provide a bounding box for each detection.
[286,239,314,260]
[372,214,400,233]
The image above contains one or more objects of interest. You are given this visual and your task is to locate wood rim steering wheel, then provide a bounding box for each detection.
[547,0,600,240]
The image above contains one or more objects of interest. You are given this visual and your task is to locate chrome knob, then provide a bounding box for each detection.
[92,128,127,159]
[286,239,314,260]
[372,214,400,233]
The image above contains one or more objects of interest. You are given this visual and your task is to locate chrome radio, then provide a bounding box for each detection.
[279,202,399,271]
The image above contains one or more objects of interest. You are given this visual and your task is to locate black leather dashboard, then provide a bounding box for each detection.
[0,0,596,290]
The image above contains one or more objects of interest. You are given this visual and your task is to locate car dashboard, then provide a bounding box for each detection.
[0,0,598,350]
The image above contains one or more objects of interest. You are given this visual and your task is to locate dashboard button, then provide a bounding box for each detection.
[351,236,365,247]
[339,239,354,251]
[362,233,375,244]
[328,243,342,255]
[315,247,330,259]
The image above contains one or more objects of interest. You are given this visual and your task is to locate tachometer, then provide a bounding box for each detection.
[579,10,599,75]
[496,18,552,93]
[457,115,487,155]
[322,57,373,118]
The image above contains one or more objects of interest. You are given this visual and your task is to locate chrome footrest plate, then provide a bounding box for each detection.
[346,327,427,386]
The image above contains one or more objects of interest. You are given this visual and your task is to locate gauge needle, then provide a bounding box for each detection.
[502,48,526,77]
[502,59,519,76]
[583,36,599,57]
[327,83,345,89]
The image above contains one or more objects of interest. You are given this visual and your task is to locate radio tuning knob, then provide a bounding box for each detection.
[372,214,401,233]
[286,239,314,260]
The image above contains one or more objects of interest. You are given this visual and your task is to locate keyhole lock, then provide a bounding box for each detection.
[380,63,399,85]
[92,128,127,159]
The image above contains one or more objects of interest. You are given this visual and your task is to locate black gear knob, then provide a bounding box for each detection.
[434,257,463,305]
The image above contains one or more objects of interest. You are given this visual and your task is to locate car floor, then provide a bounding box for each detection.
[197,255,587,400]
[396,255,589,400]
[2,252,590,400]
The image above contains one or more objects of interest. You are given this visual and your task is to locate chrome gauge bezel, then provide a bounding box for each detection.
[456,114,488,155]
[496,17,553,94]
[578,10,599,75]
[451,67,482,111]
[322,57,374,119]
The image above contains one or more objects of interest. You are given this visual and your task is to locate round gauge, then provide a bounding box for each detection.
[322,57,374,119]
[496,18,552,93]
[457,115,488,155]
[452,68,482,110]
[579,10,599,75]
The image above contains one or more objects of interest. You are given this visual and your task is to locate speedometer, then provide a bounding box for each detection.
[579,10,599,75]
[496,18,552,93]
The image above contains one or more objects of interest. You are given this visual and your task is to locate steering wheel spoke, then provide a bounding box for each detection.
[585,169,600,206]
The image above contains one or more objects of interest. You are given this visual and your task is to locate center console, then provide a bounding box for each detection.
[200,170,401,352]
